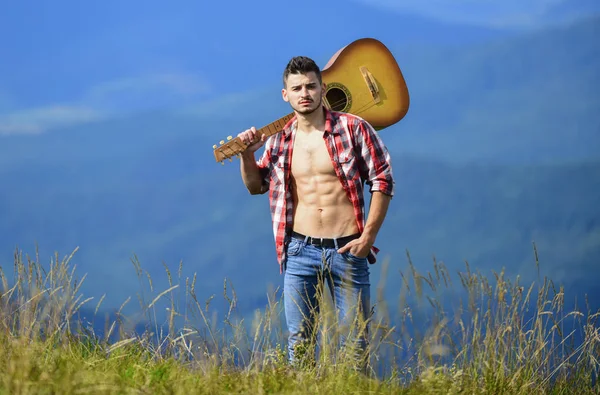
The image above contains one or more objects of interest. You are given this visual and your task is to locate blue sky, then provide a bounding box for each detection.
[0,0,596,135]
[353,0,596,27]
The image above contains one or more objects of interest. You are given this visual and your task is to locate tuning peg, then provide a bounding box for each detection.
[227,136,232,140]
[213,144,217,149]
[220,140,224,145]
[220,161,224,165]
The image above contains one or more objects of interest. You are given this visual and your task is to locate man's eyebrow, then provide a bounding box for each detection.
[291,82,317,89]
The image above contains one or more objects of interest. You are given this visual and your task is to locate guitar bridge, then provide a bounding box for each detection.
[360,66,381,104]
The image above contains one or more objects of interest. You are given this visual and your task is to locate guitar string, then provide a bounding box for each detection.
[324,94,379,118]
[328,97,378,119]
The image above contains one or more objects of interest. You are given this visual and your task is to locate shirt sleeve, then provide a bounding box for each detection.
[354,119,395,197]
[255,137,273,190]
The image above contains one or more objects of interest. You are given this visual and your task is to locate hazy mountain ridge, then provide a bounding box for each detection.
[389,14,600,163]
[542,0,600,25]
[1,146,598,314]
[0,15,598,317]
[1,15,598,165]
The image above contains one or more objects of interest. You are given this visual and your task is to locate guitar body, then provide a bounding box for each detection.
[321,38,409,130]
[213,37,409,163]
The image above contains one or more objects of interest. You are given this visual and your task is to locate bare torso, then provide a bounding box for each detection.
[291,129,358,238]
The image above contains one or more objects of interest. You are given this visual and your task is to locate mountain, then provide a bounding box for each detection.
[0,15,598,322]
[1,15,598,166]
[0,0,517,112]
[1,137,598,318]
[542,0,600,26]
[386,14,600,164]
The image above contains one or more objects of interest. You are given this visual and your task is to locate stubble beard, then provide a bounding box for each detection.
[294,95,322,115]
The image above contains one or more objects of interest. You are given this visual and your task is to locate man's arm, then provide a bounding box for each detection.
[240,151,267,195]
[338,119,395,257]
[355,121,395,197]
[338,191,391,256]
[362,191,392,245]
[238,127,269,195]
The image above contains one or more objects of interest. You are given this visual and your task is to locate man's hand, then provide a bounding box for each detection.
[337,235,373,258]
[338,192,391,259]
[238,126,267,154]
[238,126,268,195]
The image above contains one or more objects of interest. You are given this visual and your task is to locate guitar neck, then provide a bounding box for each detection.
[213,112,295,163]
[258,112,295,139]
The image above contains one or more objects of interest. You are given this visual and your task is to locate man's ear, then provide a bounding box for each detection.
[281,88,289,102]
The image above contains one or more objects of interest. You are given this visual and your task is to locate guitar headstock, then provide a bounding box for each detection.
[213,135,249,164]
[212,112,295,164]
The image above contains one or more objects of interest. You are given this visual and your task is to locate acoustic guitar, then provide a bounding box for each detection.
[213,37,409,164]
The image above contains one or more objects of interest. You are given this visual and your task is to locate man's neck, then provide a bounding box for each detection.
[295,106,326,133]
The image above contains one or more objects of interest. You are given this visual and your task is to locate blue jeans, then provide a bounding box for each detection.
[283,234,371,369]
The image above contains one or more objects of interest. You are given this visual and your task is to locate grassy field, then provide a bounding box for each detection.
[0,245,598,394]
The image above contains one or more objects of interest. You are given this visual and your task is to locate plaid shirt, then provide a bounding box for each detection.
[256,107,395,272]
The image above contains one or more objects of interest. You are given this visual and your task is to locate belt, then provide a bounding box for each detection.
[291,231,360,249]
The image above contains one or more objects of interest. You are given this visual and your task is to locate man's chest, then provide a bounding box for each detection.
[290,131,336,178]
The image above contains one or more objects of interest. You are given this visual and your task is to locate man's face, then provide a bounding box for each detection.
[282,71,325,115]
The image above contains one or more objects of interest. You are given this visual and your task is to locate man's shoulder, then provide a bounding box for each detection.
[262,127,287,155]
[329,109,371,128]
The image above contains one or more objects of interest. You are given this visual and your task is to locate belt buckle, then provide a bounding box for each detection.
[310,237,323,246]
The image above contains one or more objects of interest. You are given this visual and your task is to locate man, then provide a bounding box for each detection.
[237,56,394,369]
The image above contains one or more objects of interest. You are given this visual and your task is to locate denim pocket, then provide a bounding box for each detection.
[343,251,368,264]
[286,238,304,256]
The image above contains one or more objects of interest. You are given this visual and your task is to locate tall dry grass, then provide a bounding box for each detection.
[0,244,598,394]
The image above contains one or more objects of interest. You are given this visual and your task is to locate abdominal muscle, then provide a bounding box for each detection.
[291,178,358,238]
[290,134,359,238]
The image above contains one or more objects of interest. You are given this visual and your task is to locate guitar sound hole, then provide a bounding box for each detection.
[326,87,348,111]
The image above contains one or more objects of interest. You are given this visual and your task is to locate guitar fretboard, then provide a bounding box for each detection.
[258,112,295,139]
[213,112,295,163]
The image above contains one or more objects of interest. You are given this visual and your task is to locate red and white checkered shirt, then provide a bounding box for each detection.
[256,107,395,272]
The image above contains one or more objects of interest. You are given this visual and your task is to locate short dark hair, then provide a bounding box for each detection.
[283,56,322,87]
